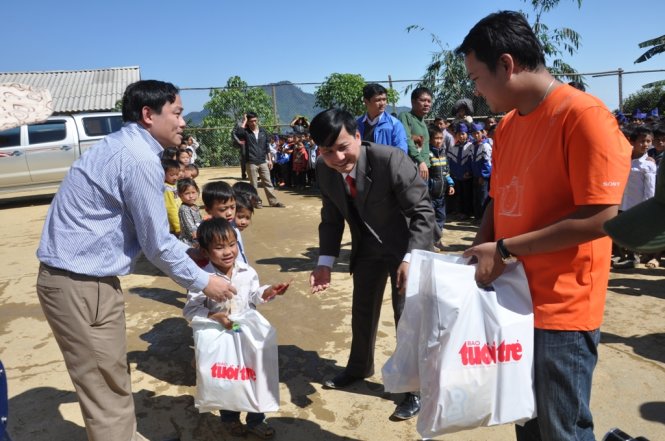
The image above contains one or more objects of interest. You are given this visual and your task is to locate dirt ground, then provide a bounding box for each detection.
[1,166,664,441]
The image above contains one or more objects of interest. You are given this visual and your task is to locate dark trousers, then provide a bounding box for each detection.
[431,194,447,230]
[473,177,490,219]
[276,163,291,186]
[448,177,473,216]
[220,410,265,428]
[346,237,404,378]
[293,171,306,188]
[239,146,247,179]
[516,329,600,441]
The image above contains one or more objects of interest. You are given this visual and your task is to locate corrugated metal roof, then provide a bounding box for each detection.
[0,66,140,113]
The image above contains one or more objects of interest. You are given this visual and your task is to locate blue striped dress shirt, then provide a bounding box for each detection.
[37,122,209,292]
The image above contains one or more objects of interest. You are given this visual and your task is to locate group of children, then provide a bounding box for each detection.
[270,131,318,190]
[161,154,200,239]
[425,117,494,247]
[612,119,664,269]
[161,148,289,438]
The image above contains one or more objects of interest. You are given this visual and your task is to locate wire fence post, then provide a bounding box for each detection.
[388,74,396,115]
[618,68,624,112]
[272,84,279,130]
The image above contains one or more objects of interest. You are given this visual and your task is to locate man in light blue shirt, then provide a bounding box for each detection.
[36,80,235,441]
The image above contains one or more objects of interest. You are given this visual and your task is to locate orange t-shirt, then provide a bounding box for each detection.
[491,84,631,330]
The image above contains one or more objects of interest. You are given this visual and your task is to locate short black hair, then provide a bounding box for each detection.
[186,163,199,172]
[177,177,199,194]
[629,125,654,142]
[363,83,387,101]
[411,87,432,101]
[202,181,235,209]
[162,146,178,160]
[234,193,254,214]
[197,218,237,251]
[455,10,545,73]
[428,125,444,138]
[310,108,358,148]
[246,111,258,120]
[122,80,179,123]
[653,123,665,138]
[232,181,260,208]
[162,158,181,172]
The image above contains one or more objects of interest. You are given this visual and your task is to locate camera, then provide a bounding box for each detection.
[603,428,649,441]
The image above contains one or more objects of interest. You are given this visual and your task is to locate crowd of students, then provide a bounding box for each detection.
[423,116,495,248]
[270,130,318,190]
[612,111,664,268]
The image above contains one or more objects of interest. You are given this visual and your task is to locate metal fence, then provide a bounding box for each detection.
[181,68,665,167]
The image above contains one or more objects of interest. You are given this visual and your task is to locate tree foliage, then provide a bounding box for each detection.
[405,26,477,119]
[314,73,399,117]
[198,76,275,166]
[635,34,665,64]
[622,85,665,115]
[408,0,584,118]
[524,0,583,80]
[634,34,665,89]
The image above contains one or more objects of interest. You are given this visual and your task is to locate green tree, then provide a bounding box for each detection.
[408,0,584,118]
[405,27,476,119]
[634,34,665,88]
[199,76,275,167]
[622,85,664,115]
[525,0,583,79]
[315,73,398,117]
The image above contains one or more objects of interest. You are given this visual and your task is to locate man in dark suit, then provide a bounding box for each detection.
[309,108,440,420]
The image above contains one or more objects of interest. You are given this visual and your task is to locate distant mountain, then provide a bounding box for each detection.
[261,81,323,124]
[184,81,410,127]
[184,109,209,126]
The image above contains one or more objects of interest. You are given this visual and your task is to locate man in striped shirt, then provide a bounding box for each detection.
[36,80,236,441]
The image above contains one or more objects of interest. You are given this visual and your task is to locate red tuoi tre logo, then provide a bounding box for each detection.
[459,340,523,366]
[211,363,257,381]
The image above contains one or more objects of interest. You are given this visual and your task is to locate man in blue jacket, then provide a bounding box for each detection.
[356,83,408,154]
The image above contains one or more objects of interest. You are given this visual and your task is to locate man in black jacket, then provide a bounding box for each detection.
[234,112,284,207]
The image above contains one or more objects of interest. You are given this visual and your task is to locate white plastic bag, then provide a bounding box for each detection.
[417,254,536,437]
[382,250,536,438]
[191,309,279,413]
[382,252,462,393]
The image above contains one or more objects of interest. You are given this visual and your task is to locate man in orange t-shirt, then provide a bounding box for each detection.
[457,11,631,441]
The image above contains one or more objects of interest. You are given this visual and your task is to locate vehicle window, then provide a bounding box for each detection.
[0,127,21,149]
[82,115,123,137]
[28,120,67,144]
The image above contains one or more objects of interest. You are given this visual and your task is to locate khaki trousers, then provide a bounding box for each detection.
[247,162,279,206]
[37,263,145,441]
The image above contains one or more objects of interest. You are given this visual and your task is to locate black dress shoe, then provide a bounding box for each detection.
[391,392,421,420]
[322,371,363,389]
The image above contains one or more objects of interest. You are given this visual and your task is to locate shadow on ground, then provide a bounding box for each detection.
[127,318,387,411]
[640,401,665,426]
[256,246,351,274]
[608,276,665,300]
[601,331,665,364]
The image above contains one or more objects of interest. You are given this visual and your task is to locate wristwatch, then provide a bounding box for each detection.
[496,238,518,264]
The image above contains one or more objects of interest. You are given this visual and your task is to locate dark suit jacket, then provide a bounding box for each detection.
[317,142,440,272]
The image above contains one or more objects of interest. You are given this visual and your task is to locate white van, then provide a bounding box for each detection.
[0,112,122,196]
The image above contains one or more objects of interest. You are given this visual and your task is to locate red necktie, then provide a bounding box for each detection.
[345,175,357,198]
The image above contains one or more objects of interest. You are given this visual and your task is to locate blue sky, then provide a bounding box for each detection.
[4,0,664,114]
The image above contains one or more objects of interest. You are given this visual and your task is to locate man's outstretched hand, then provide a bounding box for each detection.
[310,265,331,293]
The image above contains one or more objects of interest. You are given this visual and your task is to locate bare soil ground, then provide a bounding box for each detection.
[1,166,663,440]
